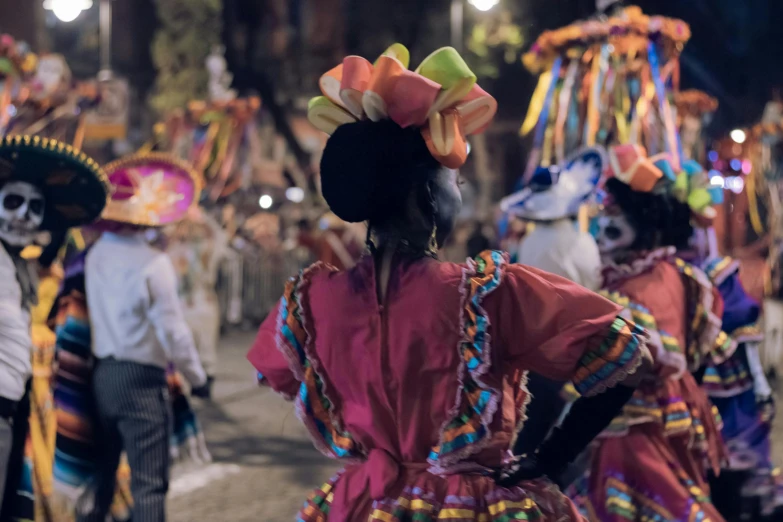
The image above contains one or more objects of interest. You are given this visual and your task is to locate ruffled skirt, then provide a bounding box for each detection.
[571,427,724,522]
[299,470,585,522]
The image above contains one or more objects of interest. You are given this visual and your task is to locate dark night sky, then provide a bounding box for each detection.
[16,0,783,139]
[523,0,783,134]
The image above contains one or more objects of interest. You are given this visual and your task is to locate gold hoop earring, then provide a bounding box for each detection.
[427,225,438,257]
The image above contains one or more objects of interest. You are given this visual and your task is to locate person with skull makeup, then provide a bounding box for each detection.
[570,146,730,521]
[499,148,605,461]
[0,135,108,514]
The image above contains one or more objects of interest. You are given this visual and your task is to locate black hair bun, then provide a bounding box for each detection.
[319,119,438,223]
[605,177,693,250]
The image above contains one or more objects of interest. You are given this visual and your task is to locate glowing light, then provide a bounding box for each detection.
[43,0,93,22]
[285,187,305,203]
[707,150,718,162]
[730,159,742,171]
[259,195,273,209]
[725,176,745,194]
[742,159,752,175]
[467,0,500,11]
[710,175,725,188]
[730,129,747,144]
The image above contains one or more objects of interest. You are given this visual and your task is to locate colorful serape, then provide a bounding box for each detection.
[49,251,210,520]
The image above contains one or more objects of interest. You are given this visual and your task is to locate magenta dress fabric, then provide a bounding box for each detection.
[248,251,646,521]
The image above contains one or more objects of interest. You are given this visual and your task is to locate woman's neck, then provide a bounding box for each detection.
[369,225,433,260]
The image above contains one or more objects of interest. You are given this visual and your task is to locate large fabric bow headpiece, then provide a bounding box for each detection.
[607,144,722,222]
[307,43,497,169]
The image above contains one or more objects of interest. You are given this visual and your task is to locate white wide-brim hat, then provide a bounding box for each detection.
[500,147,606,221]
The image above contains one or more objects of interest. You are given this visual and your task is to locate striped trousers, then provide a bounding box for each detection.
[77,358,171,522]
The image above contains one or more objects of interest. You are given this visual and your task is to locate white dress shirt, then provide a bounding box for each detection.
[517,219,602,291]
[86,232,207,387]
[0,245,32,401]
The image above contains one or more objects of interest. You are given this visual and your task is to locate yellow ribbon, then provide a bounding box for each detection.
[520,71,552,137]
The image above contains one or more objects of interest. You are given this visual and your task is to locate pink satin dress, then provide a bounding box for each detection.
[248,251,646,521]
[572,248,728,522]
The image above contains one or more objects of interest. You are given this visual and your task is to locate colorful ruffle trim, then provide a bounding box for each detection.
[600,291,686,378]
[572,317,646,397]
[571,472,714,522]
[731,322,764,344]
[674,258,736,369]
[702,256,740,287]
[702,348,754,398]
[596,291,724,452]
[299,473,578,522]
[428,250,507,469]
[604,475,711,522]
[274,264,363,461]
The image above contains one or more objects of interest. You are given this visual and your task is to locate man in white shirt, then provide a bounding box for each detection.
[500,147,606,457]
[80,154,208,522]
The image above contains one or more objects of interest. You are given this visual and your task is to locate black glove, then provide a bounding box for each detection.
[191,381,212,400]
[499,384,635,488]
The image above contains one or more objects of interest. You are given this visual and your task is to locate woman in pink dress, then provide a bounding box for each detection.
[248,46,651,521]
[573,171,730,521]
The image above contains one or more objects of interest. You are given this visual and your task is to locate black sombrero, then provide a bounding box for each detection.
[0,135,109,230]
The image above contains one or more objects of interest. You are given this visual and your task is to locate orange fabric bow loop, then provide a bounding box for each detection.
[608,144,667,192]
[306,43,497,169]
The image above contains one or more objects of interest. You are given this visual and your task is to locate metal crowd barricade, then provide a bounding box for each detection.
[217,247,312,329]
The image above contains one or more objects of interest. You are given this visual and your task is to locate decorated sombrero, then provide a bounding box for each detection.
[307,43,497,169]
[500,147,606,221]
[0,135,109,230]
[100,152,201,227]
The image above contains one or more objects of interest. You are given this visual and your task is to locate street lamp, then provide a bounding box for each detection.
[450,0,500,51]
[468,0,500,12]
[730,129,747,144]
[43,0,92,23]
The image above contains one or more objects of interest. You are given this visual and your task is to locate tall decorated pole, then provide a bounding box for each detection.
[520,6,691,181]
[149,0,223,115]
[675,89,717,165]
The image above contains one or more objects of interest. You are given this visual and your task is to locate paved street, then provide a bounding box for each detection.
[169,331,783,521]
[168,331,337,522]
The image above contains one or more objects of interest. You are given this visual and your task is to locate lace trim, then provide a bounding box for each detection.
[573,316,647,397]
[703,256,740,287]
[428,250,507,471]
[274,263,363,461]
[674,258,737,369]
[601,247,676,287]
[730,323,764,344]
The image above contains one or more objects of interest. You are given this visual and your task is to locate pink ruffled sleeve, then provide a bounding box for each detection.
[247,300,300,400]
[491,264,647,396]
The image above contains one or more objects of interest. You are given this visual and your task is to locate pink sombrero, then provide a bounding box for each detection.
[99,152,201,227]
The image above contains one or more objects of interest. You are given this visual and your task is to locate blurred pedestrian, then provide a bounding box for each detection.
[499,149,605,460]
[168,209,228,397]
[79,154,208,522]
[0,137,107,519]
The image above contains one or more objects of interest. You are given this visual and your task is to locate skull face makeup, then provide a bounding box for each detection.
[0,181,45,247]
[594,209,637,255]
